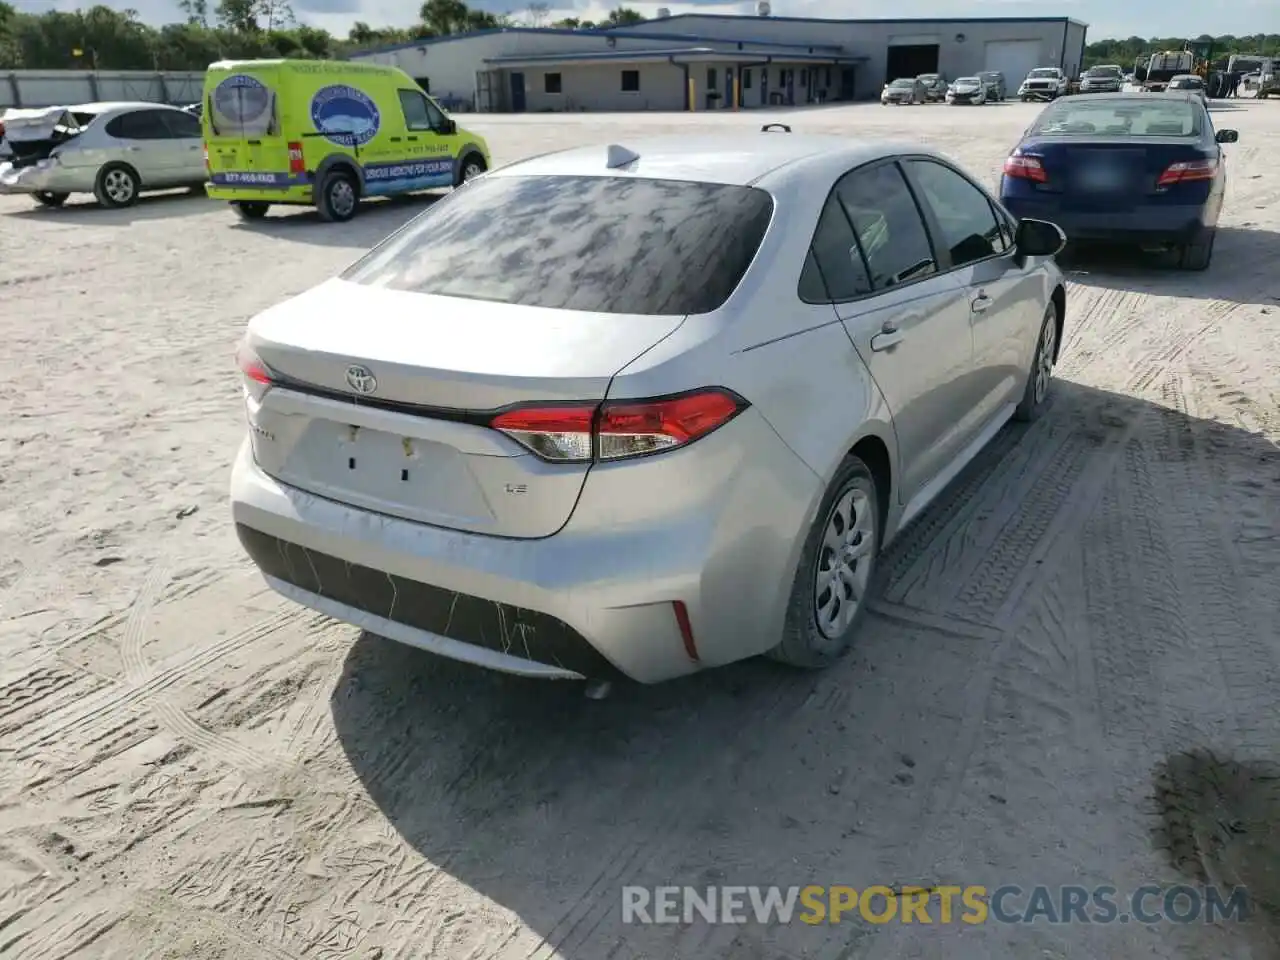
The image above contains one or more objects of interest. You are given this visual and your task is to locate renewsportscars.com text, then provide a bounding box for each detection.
[621,884,1252,926]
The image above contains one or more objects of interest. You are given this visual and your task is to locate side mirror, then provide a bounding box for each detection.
[1015,218,1066,259]
[1215,129,1238,143]
[438,117,456,135]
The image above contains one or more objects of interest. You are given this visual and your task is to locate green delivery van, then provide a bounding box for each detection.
[201,58,491,222]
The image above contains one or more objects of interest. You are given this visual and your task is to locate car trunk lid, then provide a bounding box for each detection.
[1019,137,1213,211]
[0,107,87,168]
[245,279,687,538]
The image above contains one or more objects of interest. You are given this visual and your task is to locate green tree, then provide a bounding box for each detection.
[602,6,643,26]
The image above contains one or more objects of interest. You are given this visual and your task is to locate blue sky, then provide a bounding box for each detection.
[12,0,1280,43]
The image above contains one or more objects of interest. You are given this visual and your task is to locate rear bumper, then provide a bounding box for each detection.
[229,414,821,683]
[0,161,90,195]
[207,183,314,205]
[1001,193,1213,243]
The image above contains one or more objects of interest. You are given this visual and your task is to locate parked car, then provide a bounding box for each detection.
[1019,67,1071,100]
[998,92,1237,270]
[1167,74,1208,104]
[1079,64,1124,93]
[946,77,988,104]
[230,131,1069,686]
[977,71,1007,100]
[202,58,490,223]
[881,77,925,104]
[917,73,949,102]
[0,101,205,208]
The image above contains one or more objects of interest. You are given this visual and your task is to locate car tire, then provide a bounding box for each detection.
[94,163,140,209]
[316,169,358,223]
[1014,303,1059,423]
[455,152,487,187]
[770,455,881,669]
[1178,228,1215,271]
[234,201,270,220]
[34,191,69,208]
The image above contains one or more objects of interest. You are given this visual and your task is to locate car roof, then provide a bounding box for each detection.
[68,101,183,114]
[491,134,925,187]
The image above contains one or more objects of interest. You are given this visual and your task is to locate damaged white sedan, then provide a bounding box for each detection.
[0,101,206,209]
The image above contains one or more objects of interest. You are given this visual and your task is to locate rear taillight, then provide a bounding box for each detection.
[1156,158,1216,187]
[202,141,209,170]
[489,388,747,464]
[287,141,305,175]
[1004,154,1047,183]
[236,340,274,402]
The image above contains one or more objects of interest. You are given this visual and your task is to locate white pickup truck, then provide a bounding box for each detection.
[1018,67,1070,100]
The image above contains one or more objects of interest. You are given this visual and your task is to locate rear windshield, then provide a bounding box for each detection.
[341,175,775,315]
[1031,99,1201,137]
[208,73,276,137]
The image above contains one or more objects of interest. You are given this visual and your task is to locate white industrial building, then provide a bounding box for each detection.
[348,12,1088,113]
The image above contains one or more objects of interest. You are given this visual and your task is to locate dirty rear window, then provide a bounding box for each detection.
[1032,99,1201,137]
[207,74,276,137]
[342,175,775,315]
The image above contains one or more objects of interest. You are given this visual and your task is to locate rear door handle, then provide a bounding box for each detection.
[870,320,904,352]
[971,293,994,313]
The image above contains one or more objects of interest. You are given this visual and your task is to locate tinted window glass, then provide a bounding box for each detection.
[832,164,935,291]
[106,110,172,140]
[904,160,1007,266]
[343,175,774,315]
[799,195,873,302]
[1032,99,1200,137]
[162,109,202,138]
[423,96,447,129]
[398,90,433,131]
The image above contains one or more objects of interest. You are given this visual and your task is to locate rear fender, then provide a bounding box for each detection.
[314,153,365,196]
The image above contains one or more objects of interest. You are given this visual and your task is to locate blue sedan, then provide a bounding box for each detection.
[998,92,1239,270]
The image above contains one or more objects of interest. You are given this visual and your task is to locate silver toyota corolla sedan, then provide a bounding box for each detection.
[0,101,205,208]
[230,130,1068,685]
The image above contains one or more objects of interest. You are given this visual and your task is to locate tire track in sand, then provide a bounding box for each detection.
[119,560,293,774]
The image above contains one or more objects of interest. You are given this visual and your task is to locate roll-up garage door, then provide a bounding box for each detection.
[984,40,1044,89]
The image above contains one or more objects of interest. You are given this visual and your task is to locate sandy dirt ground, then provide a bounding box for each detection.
[1,100,1279,960]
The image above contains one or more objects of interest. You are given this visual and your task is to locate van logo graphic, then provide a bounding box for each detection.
[345,364,377,395]
[212,74,271,126]
[311,85,381,148]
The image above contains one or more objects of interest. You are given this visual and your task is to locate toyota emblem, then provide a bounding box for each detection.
[345,364,377,395]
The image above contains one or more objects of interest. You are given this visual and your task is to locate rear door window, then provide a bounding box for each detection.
[342,175,775,315]
[161,110,202,139]
[831,163,936,291]
[208,75,276,137]
[106,109,174,140]
[799,193,873,303]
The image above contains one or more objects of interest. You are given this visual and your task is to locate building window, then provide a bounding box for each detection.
[824,67,831,87]
[621,69,640,92]
[707,68,717,90]
[743,68,753,89]
[800,69,808,85]
[544,72,562,94]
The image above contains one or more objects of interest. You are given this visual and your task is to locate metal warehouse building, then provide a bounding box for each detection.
[348,13,1087,113]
